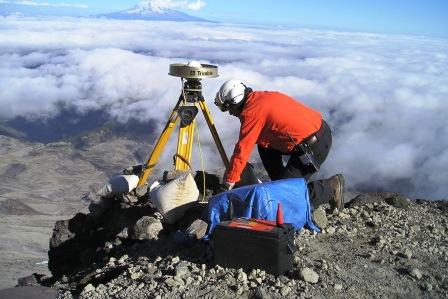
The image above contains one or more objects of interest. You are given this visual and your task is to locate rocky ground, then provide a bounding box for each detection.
[1,134,447,298]
[0,134,150,289]
[18,188,448,299]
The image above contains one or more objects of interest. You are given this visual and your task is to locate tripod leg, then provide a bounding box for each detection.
[175,122,195,170]
[137,99,182,187]
[197,100,230,169]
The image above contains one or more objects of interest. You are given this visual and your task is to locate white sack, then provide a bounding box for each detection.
[149,172,199,224]
[97,174,140,198]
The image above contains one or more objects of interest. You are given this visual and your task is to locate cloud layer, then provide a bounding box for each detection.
[0,16,447,199]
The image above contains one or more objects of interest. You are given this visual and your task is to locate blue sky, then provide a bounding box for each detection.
[1,0,447,37]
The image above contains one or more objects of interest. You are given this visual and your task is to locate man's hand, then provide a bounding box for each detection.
[217,182,235,193]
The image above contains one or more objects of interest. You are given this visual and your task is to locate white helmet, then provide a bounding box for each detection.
[215,79,248,111]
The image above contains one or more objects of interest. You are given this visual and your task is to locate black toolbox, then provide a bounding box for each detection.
[213,218,296,275]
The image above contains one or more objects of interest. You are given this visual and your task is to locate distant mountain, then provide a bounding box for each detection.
[98,1,212,22]
[2,107,157,144]
[0,121,27,140]
[0,1,212,21]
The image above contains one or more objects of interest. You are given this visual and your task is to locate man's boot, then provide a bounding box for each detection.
[328,174,345,210]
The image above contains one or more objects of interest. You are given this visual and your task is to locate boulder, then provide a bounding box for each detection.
[385,195,410,209]
[132,216,163,240]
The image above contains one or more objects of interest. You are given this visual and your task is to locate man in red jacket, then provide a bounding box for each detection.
[214,80,344,210]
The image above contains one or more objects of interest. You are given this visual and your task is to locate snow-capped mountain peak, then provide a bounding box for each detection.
[125,1,168,15]
[99,1,212,22]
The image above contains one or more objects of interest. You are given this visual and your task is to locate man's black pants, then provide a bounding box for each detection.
[258,120,334,208]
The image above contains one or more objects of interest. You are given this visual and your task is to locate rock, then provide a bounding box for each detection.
[300,267,319,284]
[173,276,184,286]
[251,288,270,299]
[165,277,176,287]
[117,227,129,239]
[130,272,141,280]
[237,271,248,283]
[408,267,422,279]
[86,193,111,218]
[338,212,350,219]
[326,226,336,234]
[118,255,128,264]
[185,219,208,239]
[17,274,39,286]
[49,220,75,249]
[386,195,410,209]
[334,284,343,290]
[48,213,90,277]
[104,242,113,250]
[347,194,382,207]
[135,185,149,197]
[312,208,328,229]
[154,270,163,279]
[366,252,375,260]
[185,277,194,285]
[280,286,291,296]
[119,193,139,204]
[278,275,289,284]
[237,286,244,295]
[83,283,95,293]
[132,216,163,240]
[175,261,190,278]
[399,249,413,259]
[372,236,386,247]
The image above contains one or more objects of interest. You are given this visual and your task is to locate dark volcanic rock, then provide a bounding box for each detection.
[17,273,39,286]
[346,193,383,207]
[48,198,156,279]
[385,194,411,208]
[85,192,111,218]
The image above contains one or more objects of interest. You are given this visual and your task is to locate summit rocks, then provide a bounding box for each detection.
[46,192,447,299]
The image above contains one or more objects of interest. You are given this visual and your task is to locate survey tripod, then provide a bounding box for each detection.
[137,62,230,187]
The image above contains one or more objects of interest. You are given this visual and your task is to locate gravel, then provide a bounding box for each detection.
[23,192,448,299]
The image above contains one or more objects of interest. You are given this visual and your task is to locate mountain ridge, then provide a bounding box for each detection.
[98,1,212,23]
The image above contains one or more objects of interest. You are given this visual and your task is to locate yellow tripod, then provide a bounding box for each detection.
[137,63,229,187]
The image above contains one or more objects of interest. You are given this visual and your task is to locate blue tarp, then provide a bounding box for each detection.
[205,178,319,236]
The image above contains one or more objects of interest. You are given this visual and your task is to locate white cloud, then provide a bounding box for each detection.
[147,0,206,11]
[0,0,88,8]
[0,16,447,199]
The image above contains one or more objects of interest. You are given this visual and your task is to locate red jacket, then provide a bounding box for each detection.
[225,91,322,183]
